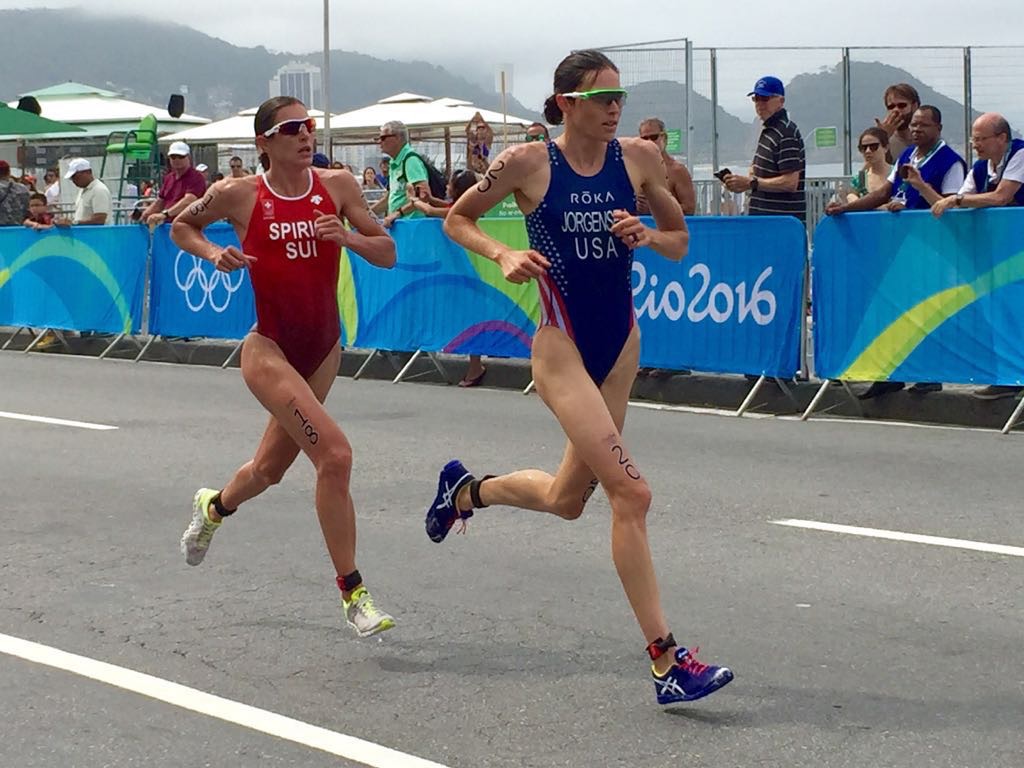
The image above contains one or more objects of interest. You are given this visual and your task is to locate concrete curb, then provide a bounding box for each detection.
[4,330,1022,433]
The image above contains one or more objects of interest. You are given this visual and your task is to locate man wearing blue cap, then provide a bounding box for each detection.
[722,76,806,221]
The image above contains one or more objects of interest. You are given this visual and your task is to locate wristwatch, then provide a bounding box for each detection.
[955,193,964,207]
[750,176,760,192]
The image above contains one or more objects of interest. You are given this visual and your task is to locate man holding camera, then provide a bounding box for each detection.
[827,106,965,216]
[722,76,806,222]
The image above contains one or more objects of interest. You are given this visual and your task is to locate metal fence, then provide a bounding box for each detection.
[598,40,1024,182]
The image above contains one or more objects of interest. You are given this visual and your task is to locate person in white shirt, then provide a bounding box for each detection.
[932,113,1024,219]
[43,168,60,208]
[55,159,111,226]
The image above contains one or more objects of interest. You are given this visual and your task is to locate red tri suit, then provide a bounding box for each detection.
[242,169,341,378]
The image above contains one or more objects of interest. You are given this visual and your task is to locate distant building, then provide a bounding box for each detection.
[269,62,322,109]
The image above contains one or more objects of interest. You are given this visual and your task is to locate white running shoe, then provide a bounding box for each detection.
[343,586,396,637]
[181,488,221,566]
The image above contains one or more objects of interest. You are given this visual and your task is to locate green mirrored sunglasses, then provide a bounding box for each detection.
[561,88,628,107]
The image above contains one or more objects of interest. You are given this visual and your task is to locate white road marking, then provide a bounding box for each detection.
[771,518,1024,558]
[0,410,117,431]
[778,414,1002,434]
[628,401,773,419]
[629,401,1014,435]
[0,633,450,768]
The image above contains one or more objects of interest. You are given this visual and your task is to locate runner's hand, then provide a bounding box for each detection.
[496,248,549,283]
[610,209,650,249]
[314,210,349,246]
[212,245,256,272]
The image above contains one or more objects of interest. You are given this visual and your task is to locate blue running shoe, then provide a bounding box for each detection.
[426,460,475,543]
[652,647,734,705]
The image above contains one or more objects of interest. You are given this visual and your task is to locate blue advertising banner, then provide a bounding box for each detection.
[0,225,146,333]
[149,222,256,340]
[634,216,807,376]
[349,218,539,357]
[813,209,1024,384]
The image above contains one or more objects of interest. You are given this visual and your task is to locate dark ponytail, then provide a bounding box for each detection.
[543,95,563,126]
[544,49,619,126]
[254,95,304,171]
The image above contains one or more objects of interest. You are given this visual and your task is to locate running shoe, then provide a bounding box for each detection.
[181,488,221,566]
[652,647,734,705]
[343,586,396,637]
[425,459,475,543]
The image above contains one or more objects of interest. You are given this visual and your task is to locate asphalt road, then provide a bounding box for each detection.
[1,352,1022,768]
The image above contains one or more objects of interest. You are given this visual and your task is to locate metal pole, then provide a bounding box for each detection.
[444,127,452,178]
[710,47,720,215]
[684,38,694,175]
[322,0,331,159]
[841,47,852,176]
[964,47,973,165]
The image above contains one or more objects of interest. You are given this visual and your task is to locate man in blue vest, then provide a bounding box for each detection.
[933,113,1024,219]
[932,113,1024,401]
[827,105,965,217]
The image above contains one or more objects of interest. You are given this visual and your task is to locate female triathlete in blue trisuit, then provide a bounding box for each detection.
[425,49,733,705]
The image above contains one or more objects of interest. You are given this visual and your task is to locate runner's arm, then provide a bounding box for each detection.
[332,173,396,268]
[445,145,528,258]
[171,180,244,262]
[164,193,200,219]
[445,146,550,282]
[623,139,688,260]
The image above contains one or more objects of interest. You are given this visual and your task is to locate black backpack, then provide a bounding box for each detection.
[403,152,448,199]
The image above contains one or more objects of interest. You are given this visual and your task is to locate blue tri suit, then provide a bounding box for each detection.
[524,139,637,385]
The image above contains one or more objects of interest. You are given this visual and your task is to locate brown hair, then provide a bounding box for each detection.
[883,83,920,108]
[543,49,619,125]
[29,192,47,203]
[254,96,304,171]
[858,126,889,148]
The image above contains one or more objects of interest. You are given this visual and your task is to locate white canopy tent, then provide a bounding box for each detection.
[163,93,538,153]
[7,82,209,139]
[160,108,326,145]
[325,93,538,145]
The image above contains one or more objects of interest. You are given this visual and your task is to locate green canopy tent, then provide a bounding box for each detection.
[0,103,84,137]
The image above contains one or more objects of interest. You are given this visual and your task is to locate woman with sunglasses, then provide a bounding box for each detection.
[170,96,398,638]
[424,49,733,706]
[847,127,891,205]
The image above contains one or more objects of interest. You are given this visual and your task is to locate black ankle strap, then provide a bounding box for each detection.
[646,633,676,661]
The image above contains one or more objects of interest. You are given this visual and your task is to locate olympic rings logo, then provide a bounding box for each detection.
[173,250,245,313]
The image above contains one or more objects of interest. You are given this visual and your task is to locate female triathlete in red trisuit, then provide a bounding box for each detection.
[171,96,397,637]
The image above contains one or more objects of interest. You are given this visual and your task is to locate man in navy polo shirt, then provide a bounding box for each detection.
[722,75,806,221]
[140,141,207,227]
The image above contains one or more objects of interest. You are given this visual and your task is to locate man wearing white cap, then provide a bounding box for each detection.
[140,140,207,227]
[55,159,111,227]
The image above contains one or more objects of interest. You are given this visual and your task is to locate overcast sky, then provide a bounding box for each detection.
[4,1,1023,110]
